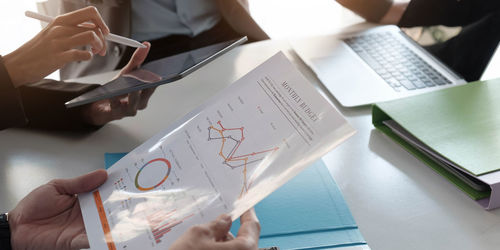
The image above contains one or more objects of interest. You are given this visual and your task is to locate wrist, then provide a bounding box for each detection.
[3,52,27,88]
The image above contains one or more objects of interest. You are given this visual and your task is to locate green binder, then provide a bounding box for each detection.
[372,78,500,210]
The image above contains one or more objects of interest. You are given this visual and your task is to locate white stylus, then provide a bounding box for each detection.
[25,10,146,48]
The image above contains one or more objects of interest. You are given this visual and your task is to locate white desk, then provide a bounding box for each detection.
[2,39,500,250]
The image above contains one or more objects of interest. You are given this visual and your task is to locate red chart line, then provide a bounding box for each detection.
[147,211,194,244]
[208,121,279,195]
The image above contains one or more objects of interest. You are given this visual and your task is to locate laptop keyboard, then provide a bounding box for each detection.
[344,32,452,91]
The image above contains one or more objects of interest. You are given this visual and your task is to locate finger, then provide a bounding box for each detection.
[47,25,91,39]
[231,209,260,247]
[50,169,108,195]
[70,234,90,250]
[120,42,151,74]
[226,232,235,241]
[109,95,122,111]
[208,210,260,250]
[109,94,129,120]
[207,214,232,241]
[209,238,256,250]
[54,6,110,35]
[78,22,96,29]
[238,209,260,240]
[63,30,104,53]
[80,101,110,126]
[125,91,141,116]
[59,49,93,64]
[122,69,162,83]
[96,28,107,56]
[185,224,212,241]
[138,87,156,110]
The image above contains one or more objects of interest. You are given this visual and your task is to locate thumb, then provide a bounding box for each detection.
[121,42,151,74]
[236,208,260,241]
[70,234,90,250]
[207,214,232,241]
[52,169,108,195]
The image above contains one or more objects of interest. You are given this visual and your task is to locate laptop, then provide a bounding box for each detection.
[291,25,466,107]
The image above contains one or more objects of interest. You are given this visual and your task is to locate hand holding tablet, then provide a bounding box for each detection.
[66,37,248,108]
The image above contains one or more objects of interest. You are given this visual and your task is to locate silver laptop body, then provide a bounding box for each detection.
[291,25,466,107]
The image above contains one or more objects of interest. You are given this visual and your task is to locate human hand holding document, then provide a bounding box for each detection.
[79,52,356,249]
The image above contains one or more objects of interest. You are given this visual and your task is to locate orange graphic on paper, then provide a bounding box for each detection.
[208,121,279,196]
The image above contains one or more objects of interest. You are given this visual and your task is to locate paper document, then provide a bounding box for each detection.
[79,52,355,249]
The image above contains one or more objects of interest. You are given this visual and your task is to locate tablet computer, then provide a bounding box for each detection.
[65,36,247,108]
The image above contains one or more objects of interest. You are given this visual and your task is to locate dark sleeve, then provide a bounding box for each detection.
[0,216,11,250]
[0,228,10,250]
[337,0,393,22]
[18,80,101,131]
[0,56,28,130]
[399,0,500,27]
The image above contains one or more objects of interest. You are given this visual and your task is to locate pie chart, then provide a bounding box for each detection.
[134,158,171,191]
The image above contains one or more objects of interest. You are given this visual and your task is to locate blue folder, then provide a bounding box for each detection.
[105,153,367,249]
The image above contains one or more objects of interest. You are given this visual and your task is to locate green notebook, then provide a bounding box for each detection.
[373,79,500,206]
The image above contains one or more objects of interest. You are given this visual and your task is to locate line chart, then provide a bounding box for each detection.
[208,121,279,196]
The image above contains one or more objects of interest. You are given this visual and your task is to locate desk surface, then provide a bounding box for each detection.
[2,38,500,250]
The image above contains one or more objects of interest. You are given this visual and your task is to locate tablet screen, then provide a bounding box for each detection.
[65,37,247,108]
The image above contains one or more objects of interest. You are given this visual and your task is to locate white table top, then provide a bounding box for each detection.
[2,38,500,250]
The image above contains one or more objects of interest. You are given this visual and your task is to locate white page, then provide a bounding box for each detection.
[79,52,355,249]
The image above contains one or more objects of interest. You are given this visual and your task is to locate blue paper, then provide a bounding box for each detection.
[105,154,367,249]
[104,153,127,169]
[230,161,366,249]
[259,228,365,250]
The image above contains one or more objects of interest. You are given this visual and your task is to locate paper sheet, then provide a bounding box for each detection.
[231,160,367,249]
[79,52,355,249]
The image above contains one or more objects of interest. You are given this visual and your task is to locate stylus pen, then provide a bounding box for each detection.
[25,11,146,48]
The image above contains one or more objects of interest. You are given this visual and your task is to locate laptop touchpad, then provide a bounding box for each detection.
[308,43,390,106]
[310,43,367,76]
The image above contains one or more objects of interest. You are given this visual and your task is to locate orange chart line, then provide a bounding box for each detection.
[93,191,117,250]
[208,121,279,195]
[231,147,280,160]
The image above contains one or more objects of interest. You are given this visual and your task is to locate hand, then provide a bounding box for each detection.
[170,209,261,250]
[380,2,409,24]
[3,6,110,87]
[81,41,160,126]
[8,170,108,250]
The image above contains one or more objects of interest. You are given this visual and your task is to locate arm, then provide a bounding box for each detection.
[3,7,109,88]
[380,2,409,25]
[0,6,108,131]
[16,42,155,131]
[8,168,258,250]
[0,56,27,130]
[336,0,409,24]
[8,170,108,249]
[1,6,155,131]
[336,0,395,23]
[17,80,101,130]
[216,0,270,41]
[399,0,500,27]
